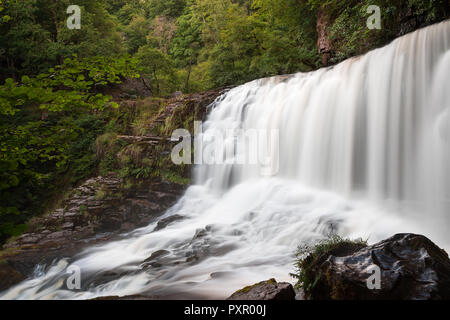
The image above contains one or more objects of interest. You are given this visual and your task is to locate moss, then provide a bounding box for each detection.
[123,179,134,190]
[0,247,21,261]
[235,279,278,294]
[160,170,190,185]
[79,205,88,217]
[94,189,107,201]
[114,192,124,200]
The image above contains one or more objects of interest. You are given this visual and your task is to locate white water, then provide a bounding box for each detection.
[2,20,450,300]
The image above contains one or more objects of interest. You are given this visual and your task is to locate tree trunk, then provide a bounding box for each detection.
[185,61,192,93]
[316,8,333,66]
[153,67,160,95]
[142,77,153,95]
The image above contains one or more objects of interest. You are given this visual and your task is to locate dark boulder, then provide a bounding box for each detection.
[307,233,450,300]
[227,279,296,300]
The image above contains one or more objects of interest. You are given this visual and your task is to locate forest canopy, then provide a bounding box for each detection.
[2,0,448,91]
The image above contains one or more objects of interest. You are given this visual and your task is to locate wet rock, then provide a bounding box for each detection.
[0,262,25,292]
[144,250,170,263]
[46,231,66,240]
[19,235,42,244]
[154,215,185,231]
[184,226,237,264]
[193,229,208,240]
[120,222,135,231]
[307,233,450,300]
[53,209,64,218]
[227,279,296,301]
[191,225,213,241]
[62,222,74,230]
[64,211,78,218]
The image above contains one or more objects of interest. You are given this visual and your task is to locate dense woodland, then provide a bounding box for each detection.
[0,0,448,242]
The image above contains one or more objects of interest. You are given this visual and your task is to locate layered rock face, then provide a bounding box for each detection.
[306,234,450,300]
[0,177,185,290]
[3,177,181,251]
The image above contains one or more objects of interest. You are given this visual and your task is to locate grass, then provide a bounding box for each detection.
[131,98,165,136]
[117,144,144,167]
[95,133,118,160]
[291,235,368,298]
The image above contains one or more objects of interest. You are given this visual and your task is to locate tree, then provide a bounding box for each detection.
[0,0,124,80]
[114,0,148,25]
[148,0,186,19]
[150,16,178,54]
[136,45,176,96]
[124,15,152,54]
[170,9,202,91]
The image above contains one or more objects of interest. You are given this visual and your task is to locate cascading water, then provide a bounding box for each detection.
[2,20,450,300]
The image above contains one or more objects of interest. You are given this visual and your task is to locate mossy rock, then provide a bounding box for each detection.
[228,279,295,300]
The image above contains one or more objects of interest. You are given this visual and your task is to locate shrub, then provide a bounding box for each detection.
[95,133,119,160]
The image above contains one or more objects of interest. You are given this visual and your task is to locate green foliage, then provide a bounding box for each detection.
[170,8,202,92]
[308,0,449,64]
[136,45,177,96]
[291,235,367,297]
[124,15,152,54]
[148,0,186,19]
[0,0,10,23]
[1,55,138,117]
[0,0,124,80]
[0,55,139,241]
[105,0,323,90]
[2,0,448,91]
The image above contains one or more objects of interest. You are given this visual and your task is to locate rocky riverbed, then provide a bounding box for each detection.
[0,176,186,292]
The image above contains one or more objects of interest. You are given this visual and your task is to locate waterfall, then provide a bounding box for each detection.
[2,20,450,300]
